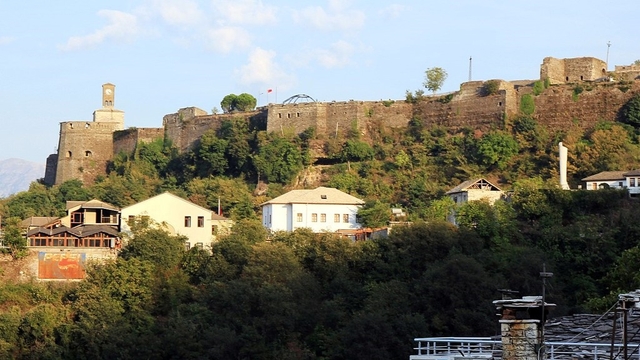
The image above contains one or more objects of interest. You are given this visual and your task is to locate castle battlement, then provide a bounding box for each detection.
[44,57,640,185]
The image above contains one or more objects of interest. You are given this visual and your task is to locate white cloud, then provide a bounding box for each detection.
[289,40,362,69]
[212,0,277,25]
[292,2,365,31]
[313,40,355,68]
[151,0,205,27]
[206,26,252,53]
[237,47,295,89]
[379,4,407,18]
[59,10,140,51]
[0,36,15,45]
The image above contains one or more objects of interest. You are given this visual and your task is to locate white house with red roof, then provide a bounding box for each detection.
[261,187,365,233]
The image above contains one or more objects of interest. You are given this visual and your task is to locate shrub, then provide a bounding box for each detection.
[533,81,545,96]
[438,93,455,103]
[482,80,500,96]
[619,93,640,127]
[572,85,584,101]
[520,94,535,115]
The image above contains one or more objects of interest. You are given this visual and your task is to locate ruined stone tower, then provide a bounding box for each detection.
[45,84,125,185]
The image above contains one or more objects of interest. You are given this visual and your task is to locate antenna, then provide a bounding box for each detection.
[606,41,611,71]
[469,56,473,82]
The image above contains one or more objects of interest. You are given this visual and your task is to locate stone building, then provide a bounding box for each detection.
[45,83,125,185]
[540,57,608,84]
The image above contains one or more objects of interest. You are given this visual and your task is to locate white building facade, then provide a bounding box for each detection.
[261,187,365,233]
[121,192,222,249]
[582,170,640,196]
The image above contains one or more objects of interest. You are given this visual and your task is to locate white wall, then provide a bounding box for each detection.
[264,203,361,232]
[121,193,213,246]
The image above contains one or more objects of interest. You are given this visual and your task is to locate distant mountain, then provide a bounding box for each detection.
[0,158,45,198]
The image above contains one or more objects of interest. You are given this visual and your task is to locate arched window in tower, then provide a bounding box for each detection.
[85,150,92,157]
[85,123,90,129]
[68,123,74,129]
[67,151,72,158]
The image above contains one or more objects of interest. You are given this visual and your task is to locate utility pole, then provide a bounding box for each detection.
[606,41,611,71]
[540,264,553,356]
[469,56,473,82]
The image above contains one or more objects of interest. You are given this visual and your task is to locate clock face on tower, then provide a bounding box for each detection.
[105,88,113,95]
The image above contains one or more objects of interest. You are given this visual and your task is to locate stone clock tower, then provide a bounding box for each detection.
[102,83,115,107]
[93,83,124,129]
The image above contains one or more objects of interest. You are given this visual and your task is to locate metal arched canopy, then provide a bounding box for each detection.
[282,94,317,104]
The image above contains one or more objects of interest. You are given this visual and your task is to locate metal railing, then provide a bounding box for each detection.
[411,337,640,360]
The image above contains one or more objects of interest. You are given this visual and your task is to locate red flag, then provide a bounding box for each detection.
[267,89,273,93]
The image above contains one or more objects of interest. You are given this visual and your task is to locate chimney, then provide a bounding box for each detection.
[494,296,555,360]
[559,142,570,190]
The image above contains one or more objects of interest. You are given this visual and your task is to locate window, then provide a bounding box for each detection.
[185,242,191,251]
[334,214,340,223]
[52,239,65,246]
[312,213,318,222]
[343,214,349,223]
[631,178,636,187]
[128,215,135,224]
[198,216,204,227]
[85,150,92,157]
[620,182,624,187]
[296,213,303,222]
[320,213,326,222]
[591,183,597,190]
[212,225,218,235]
[184,216,191,227]
[321,194,327,199]
[196,242,204,250]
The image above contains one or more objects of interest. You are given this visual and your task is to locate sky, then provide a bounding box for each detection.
[0,0,637,164]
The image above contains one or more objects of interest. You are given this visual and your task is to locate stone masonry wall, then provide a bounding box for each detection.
[615,64,640,82]
[266,101,412,139]
[113,127,165,155]
[521,82,640,129]
[414,82,509,131]
[55,121,120,185]
[500,320,540,360]
[44,154,58,185]
[163,107,267,152]
[541,57,607,85]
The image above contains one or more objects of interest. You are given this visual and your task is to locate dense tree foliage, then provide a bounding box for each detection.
[220,93,257,113]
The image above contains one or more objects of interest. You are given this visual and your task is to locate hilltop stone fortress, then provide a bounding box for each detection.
[44,57,640,185]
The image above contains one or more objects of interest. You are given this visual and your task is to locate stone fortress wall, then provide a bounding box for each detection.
[540,57,608,85]
[266,100,412,139]
[45,56,640,185]
[54,120,121,185]
[112,128,166,156]
[161,107,266,152]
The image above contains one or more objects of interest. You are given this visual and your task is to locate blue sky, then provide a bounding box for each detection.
[0,0,637,163]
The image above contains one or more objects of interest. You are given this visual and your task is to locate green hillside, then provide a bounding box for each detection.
[2,93,640,358]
